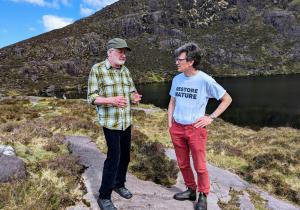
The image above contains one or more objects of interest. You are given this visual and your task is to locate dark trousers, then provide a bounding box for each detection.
[99,126,131,199]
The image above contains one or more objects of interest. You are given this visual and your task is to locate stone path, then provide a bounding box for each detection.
[65,136,300,210]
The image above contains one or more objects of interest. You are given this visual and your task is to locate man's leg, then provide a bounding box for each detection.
[99,128,121,199]
[188,126,210,195]
[113,126,133,199]
[115,126,131,188]
[188,126,209,210]
[169,123,197,201]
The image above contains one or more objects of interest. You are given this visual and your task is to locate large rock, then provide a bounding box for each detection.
[65,136,300,210]
[64,136,194,210]
[0,155,26,183]
[264,9,300,36]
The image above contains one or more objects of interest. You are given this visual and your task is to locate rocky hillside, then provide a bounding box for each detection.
[0,0,299,95]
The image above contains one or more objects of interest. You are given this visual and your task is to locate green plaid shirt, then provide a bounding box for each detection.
[87,59,136,130]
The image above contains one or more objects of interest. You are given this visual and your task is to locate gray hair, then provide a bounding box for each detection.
[175,42,201,69]
[107,48,113,56]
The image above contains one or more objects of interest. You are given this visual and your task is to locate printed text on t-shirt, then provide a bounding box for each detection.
[175,87,198,99]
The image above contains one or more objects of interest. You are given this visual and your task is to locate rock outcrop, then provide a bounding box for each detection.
[0,0,299,95]
[65,136,300,210]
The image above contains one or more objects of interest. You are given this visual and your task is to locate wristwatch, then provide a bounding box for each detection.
[209,113,217,120]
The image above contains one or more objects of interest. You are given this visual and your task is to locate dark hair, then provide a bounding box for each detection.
[175,42,201,69]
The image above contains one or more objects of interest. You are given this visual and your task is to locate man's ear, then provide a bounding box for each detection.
[189,60,194,67]
[107,49,112,57]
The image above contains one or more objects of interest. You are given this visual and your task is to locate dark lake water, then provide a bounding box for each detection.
[63,74,300,128]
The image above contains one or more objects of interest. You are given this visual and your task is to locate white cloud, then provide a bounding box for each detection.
[25,0,47,6]
[80,4,94,16]
[29,27,36,31]
[11,0,46,6]
[42,15,73,31]
[10,0,70,7]
[60,0,71,6]
[82,0,118,10]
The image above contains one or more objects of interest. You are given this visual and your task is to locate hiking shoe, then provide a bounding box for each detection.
[195,192,207,210]
[173,187,196,201]
[97,198,117,210]
[113,187,133,199]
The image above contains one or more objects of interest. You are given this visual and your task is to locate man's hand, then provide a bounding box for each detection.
[131,92,142,104]
[194,116,213,128]
[110,96,127,108]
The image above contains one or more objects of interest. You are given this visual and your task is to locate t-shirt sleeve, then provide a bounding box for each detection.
[206,78,226,100]
[169,79,176,97]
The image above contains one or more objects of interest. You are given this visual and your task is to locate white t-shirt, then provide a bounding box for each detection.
[169,71,226,125]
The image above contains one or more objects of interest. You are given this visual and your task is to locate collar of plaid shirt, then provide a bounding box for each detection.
[105,59,124,71]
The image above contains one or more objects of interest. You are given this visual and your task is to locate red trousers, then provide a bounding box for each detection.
[169,121,210,194]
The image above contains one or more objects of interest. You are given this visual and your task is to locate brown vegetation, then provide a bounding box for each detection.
[0,97,299,208]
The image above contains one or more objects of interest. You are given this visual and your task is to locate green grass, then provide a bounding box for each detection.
[218,188,242,210]
[0,97,299,208]
[0,98,89,209]
[207,120,300,205]
[0,97,179,209]
[290,0,300,6]
[248,190,268,210]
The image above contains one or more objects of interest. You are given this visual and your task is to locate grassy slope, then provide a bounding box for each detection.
[0,98,299,209]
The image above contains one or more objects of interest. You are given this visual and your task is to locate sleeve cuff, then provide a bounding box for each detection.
[87,93,99,105]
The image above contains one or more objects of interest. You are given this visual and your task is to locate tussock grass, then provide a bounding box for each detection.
[218,188,242,210]
[131,106,300,205]
[132,108,172,147]
[0,98,88,210]
[1,97,299,207]
[130,129,179,186]
[207,119,300,205]
[0,169,83,210]
[248,190,267,210]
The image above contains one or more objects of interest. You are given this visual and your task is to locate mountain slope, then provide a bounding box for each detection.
[0,0,299,95]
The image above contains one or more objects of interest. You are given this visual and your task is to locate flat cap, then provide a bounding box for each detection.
[107,38,131,51]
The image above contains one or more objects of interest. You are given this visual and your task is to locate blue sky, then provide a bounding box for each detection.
[0,0,118,48]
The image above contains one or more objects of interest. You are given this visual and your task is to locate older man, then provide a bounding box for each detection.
[87,38,142,210]
[168,43,232,210]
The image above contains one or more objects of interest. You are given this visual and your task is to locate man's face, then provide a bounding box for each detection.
[108,48,127,66]
[175,52,192,72]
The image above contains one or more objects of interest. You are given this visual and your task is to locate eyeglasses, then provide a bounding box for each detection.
[175,58,187,62]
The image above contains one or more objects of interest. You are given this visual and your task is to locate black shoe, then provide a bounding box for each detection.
[97,198,117,210]
[195,192,207,210]
[173,187,196,201]
[113,187,133,199]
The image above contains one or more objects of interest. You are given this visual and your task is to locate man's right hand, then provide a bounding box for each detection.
[110,96,127,108]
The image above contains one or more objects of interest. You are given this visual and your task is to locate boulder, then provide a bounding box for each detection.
[264,9,300,36]
[0,155,26,182]
[64,60,80,76]
[45,85,56,97]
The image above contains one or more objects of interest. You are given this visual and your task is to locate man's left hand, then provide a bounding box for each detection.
[131,92,142,104]
[194,116,213,128]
